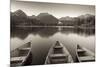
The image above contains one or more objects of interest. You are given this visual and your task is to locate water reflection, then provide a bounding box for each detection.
[11,27,95,39]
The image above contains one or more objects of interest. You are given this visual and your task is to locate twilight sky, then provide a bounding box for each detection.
[11,0,95,18]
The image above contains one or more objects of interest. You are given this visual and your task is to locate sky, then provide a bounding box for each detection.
[11,0,95,18]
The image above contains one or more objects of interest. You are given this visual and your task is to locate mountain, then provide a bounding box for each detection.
[11,9,95,27]
[13,9,27,17]
[28,15,36,19]
[59,14,95,26]
[78,14,95,26]
[78,14,94,19]
[11,9,28,26]
[11,10,59,26]
[27,15,39,25]
[37,13,58,25]
[59,16,77,26]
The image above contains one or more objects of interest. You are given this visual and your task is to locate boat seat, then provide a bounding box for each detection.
[49,54,68,63]
[77,49,86,53]
[18,48,31,56]
[49,54,67,59]
[50,58,67,64]
[19,50,30,56]
[19,48,31,51]
[54,46,63,49]
[11,56,26,63]
[79,56,95,62]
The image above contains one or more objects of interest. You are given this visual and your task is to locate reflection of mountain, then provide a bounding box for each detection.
[61,27,95,36]
[77,28,95,36]
[11,27,58,39]
[37,27,58,37]
[11,27,95,39]
[11,28,29,39]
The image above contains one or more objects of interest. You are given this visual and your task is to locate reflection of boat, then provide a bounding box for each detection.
[11,42,32,66]
[76,44,95,62]
[45,41,74,64]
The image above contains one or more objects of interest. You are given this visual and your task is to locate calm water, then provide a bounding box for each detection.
[11,27,95,65]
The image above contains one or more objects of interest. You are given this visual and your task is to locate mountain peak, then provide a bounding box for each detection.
[37,13,51,17]
[59,16,73,21]
[78,14,94,18]
[14,9,27,17]
[36,12,58,24]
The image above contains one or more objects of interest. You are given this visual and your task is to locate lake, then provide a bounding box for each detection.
[11,27,95,65]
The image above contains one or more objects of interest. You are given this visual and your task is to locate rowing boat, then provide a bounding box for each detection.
[10,42,32,66]
[45,41,74,64]
[76,44,95,62]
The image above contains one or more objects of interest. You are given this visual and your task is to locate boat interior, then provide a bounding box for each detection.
[11,42,32,66]
[48,41,69,64]
[77,45,95,62]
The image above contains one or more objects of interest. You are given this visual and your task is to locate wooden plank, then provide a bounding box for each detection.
[77,49,86,53]
[54,46,63,49]
[50,54,67,58]
[79,56,95,61]
[11,56,26,62]
[19,48,31,51]
[51,58,67,63]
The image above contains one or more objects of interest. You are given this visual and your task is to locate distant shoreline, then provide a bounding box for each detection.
[15,25,74,28]
[13,25,95,29]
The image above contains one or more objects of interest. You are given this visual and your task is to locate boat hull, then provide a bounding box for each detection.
[10,42,32,66]
[45,41,73,64]
[76,45,95,62]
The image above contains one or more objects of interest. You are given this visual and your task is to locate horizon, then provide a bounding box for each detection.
[11,0,95,18]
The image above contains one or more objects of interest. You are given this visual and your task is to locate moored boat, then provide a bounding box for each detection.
[10,42,32,66]
[45,41,74,64]
[76,44,95,62]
